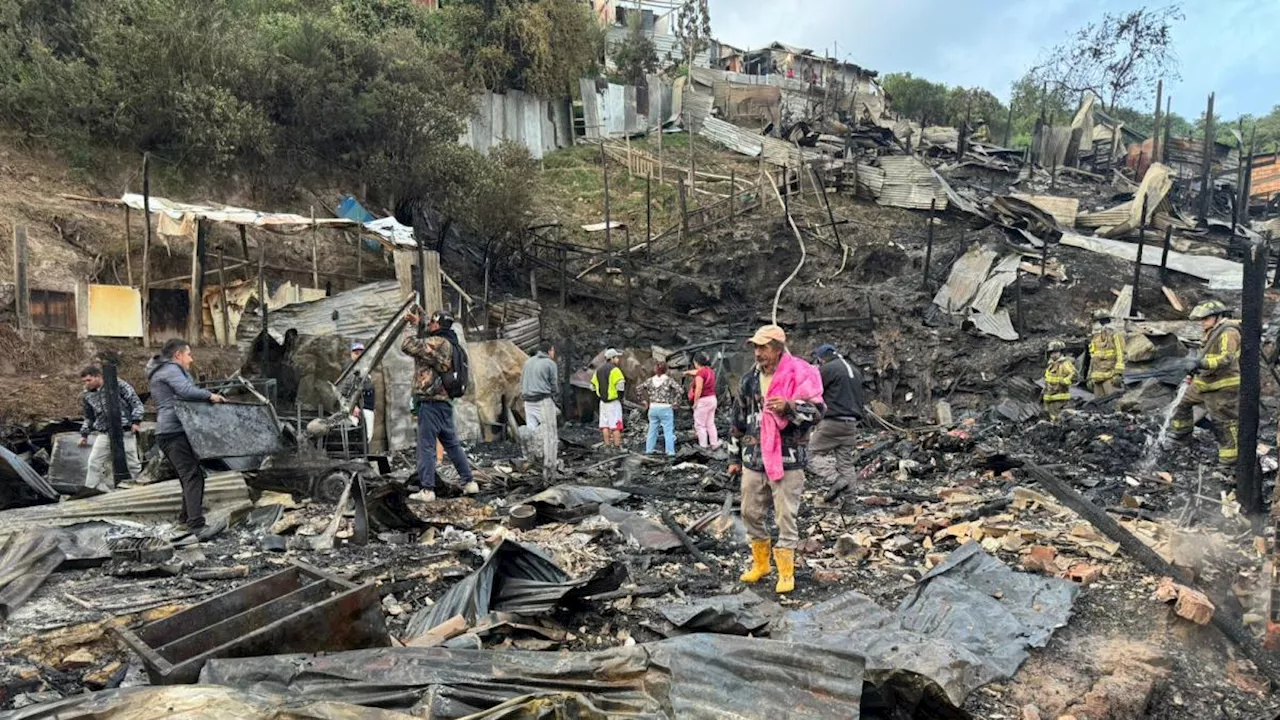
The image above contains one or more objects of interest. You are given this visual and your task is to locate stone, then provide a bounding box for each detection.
[1019,705,1042,720]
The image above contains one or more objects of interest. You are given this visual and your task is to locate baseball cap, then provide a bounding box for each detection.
[431,310,454,327]
[746,325,787,346]
[351,342,366,352]
[811,343,837,360]
[603,348,623,359]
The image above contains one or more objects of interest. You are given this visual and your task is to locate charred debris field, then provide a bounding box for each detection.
[3,86,1280,720]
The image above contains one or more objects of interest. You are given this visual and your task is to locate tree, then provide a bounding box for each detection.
[882,72,948,127]
[1028,4,1183,112]
[672,0,710,74]
[609,13,657,87]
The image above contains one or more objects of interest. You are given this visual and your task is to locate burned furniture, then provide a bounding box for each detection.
[114,561,389,684]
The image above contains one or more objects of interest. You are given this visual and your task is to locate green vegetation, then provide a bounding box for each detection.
[0,0,600,247]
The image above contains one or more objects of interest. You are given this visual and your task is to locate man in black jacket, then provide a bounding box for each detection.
[808,344,866,491]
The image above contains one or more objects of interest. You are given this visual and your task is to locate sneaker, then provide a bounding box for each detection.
[410,489,437,503]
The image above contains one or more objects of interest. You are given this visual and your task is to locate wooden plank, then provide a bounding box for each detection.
[1162,286,1184,312]
[12,225,29,330]
[423,249,444,314]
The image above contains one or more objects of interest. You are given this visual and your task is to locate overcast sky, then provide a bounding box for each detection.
[706,0,1279,119]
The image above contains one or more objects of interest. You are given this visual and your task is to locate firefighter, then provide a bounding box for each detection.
[1042,340,1076,421]
[1087,309,1126,396]
[1171,300,1240,466]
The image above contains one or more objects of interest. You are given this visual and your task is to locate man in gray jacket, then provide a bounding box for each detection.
[146,338,225,536]
[520,340,559,478]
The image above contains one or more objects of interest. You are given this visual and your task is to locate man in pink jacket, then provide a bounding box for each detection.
[727,325,824,594]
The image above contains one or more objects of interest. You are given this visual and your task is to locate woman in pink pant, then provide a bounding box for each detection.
[685,353,720,449]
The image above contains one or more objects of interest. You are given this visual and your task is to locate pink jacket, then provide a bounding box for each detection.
[760,353,824,480]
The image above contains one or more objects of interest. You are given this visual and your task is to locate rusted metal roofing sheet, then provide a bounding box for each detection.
[1010,194,1080,228]
[235,280,403,348]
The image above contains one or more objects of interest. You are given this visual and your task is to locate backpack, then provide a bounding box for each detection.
[441,337,470,399]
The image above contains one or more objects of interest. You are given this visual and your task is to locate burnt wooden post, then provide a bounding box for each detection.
[678,177,688,241]
[624,225,633,320]
[258,242,270,374]
[1163,96,1173,165]
[124,205,134,286]
[1015,268,1025,335]
[601,142,612,258]
[12,224,29,331]
[1240,126,1257,226]
[783,165,791,218]
[559,245,567,308]
[921,198,935,289]
[815,168,843,250]
[1132,197,1147,318]
[101,359,131,482]
[1049,155,1058,194]
[310,207,320,289]
[1151,79,1163,164]
[1159,226,1173,285]
[645,170,652,263]
[1198,93,1215,222]
[141,152,153,346]
[957,92,971,162]
[238,225,251,281]
[1003,104,1014,148]
[1238,237,1267,517]
[217,247,230,346]
[187,219,207,345]
[729,168,736,217]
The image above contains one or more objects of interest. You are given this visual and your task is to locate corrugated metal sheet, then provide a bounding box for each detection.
[966,309,1019,341]
[683,88,714,131]
[933,246,997,313]
[580,79,650,139]
[1010,194,1079,227]
[235,280,403,348]
[460,89,570,157]
[606,26,712,69]
[969,254,1021,314]
[1128,137,1240,182]
[86,284,143,338]
[1059,232,1242,290]
[699,116,763,157]
[868,156,948,210]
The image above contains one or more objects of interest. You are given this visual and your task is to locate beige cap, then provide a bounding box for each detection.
[746,324,787,346]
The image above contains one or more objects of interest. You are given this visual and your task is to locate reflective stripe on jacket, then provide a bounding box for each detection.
[1043,357,1076,402]
[1088,328,1125,381]
[1194,321,1241,392]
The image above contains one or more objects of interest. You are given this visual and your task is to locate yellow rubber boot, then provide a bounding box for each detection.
[739,539,772,583]
[774,548,795,594]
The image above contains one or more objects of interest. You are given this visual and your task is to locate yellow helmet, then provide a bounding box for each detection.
[1188,300,1229,320]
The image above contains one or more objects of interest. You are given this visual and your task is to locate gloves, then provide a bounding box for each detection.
[1177,357,1200,376]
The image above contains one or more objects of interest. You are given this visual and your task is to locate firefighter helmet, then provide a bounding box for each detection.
[1047,340,1066,352]
[1188,300,1229,320]
[1091,309,1113,322]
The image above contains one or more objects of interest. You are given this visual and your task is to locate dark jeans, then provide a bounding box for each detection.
[156,431,206,529]
[415,401,473,489]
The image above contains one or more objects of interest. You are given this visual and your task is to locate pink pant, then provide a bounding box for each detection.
[693,396,720,448]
